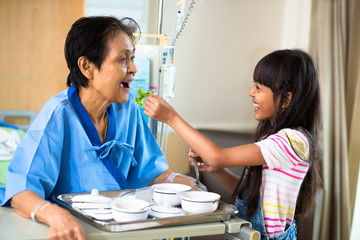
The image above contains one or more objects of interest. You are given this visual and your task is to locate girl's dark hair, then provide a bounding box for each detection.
[64,16,140,89]
[234,49,322,217]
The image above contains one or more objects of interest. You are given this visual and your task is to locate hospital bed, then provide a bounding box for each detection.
[0,110,37,185]
[0,109,37,131]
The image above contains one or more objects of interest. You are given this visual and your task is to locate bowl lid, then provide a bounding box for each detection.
[71,194,113,203]
[71,188,113,203]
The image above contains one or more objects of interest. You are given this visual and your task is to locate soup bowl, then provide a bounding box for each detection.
[152,183,191,207]
[111,198,151,222]
[180,191,220,214]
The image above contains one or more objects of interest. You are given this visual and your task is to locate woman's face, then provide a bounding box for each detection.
[90,32,137,103]
[249,82,279,123]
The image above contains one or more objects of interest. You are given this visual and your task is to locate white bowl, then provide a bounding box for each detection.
[180,191,220,214]
[152,183,191,207]
[111,198,150,222]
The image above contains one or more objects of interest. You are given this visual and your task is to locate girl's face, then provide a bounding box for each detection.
[249,82,279,123]
[90,32,137,103]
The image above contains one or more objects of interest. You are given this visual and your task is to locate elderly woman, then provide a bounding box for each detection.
[0,16,195,240]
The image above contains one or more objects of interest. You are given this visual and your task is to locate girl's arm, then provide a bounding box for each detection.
[207,168,240,193]
[11,191,87,240]
[187,150,240,193]
[144,95,265,168]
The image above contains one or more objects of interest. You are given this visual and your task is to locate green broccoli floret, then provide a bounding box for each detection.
[135,87,156,106]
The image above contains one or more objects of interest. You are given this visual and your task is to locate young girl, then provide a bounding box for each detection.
[144,49,322,240]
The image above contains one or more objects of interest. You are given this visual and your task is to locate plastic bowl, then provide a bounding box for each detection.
[111,198,150,222]
[180,191,220,214]
[152,183,191,207]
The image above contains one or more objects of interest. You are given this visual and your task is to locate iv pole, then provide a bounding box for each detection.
[146,0,192,153]
[157,0,164,37]
[150,0,168,152]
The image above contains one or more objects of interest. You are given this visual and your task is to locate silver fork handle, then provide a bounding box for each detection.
[192,157,200,183]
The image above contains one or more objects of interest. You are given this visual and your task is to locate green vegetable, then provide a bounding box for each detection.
[135,87,156,106]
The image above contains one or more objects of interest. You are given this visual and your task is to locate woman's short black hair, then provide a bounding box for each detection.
[64,16,140,89]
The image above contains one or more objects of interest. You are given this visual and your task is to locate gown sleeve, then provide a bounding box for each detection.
[0,128,62,206]
[0,93,69,206]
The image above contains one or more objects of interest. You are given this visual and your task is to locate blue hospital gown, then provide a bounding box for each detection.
[0,85,168,206]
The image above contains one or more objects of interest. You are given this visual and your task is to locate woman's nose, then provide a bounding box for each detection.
[128,60,137,75]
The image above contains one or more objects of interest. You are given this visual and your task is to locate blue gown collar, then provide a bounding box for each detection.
[67,85,135,189]
[68,84,116,146]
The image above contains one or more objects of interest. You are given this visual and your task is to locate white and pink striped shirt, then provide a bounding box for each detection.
[255,128,310,237]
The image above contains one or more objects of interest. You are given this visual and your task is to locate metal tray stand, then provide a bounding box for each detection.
[53,189,238,232]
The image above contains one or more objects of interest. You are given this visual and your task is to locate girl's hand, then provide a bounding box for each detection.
[187,148,218,173]
[143,95,178,124]
[187,149,240,193]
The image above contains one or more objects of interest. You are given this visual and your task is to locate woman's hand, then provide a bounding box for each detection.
[143,95,178,124]
[11,191,87,240]
[151,170,198,191]
[187,148,218,173]
[45,204,87,240]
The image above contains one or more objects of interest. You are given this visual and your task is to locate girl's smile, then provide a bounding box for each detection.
[253,102,260,112]
[249,82,278,122]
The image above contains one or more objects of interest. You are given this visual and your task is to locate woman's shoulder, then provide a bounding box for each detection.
[45,88,70,106]
[28,89,73,131]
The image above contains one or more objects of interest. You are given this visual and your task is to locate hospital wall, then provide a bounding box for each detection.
[0,0,84,112]
[159,0,312,175]
[161,0,311,131]
[160,2,314,239]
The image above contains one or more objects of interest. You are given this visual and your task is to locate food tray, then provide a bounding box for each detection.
[52,189,238,232]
